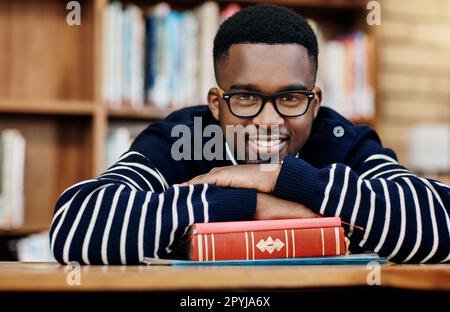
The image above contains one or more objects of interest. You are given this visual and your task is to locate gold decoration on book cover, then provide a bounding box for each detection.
[256,236,285,254]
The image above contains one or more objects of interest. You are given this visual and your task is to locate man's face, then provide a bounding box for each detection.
[208,43,322,163]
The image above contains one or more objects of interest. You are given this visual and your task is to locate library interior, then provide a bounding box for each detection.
[0,0,449,300]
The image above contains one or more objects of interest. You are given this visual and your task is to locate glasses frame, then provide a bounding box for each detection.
[217,86,316,118]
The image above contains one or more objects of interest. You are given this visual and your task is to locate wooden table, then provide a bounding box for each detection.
[0,262,448,292]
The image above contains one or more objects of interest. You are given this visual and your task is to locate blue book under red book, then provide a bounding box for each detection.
[143,254,386,266]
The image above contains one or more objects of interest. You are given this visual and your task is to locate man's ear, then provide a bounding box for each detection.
[312,86,323,119]
[207,87,220,121]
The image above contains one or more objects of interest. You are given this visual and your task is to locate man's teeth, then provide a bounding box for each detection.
[255,139,281,147]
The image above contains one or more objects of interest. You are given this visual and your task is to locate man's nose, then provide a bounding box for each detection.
[252,100,284,127]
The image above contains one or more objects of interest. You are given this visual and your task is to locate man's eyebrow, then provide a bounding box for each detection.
[277,84,309,92]
[229,84,259,91]
[228,83,309,92]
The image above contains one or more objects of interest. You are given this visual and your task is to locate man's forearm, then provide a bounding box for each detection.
[255,192,319,220]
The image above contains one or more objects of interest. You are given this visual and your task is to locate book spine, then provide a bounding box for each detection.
[190,227,345,261]
[191,217,341,234]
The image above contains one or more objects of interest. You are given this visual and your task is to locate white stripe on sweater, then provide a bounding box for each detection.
[386,183,407,260]
[120,190,136,264]
[153,193,164,258]
[320,164,336,215]
[82,187,109,264]
[107,163,155,190]
[387,173,416,180]
[187,185,194,224]
[101,184,126,264]
[50,190,81,253]
[138,192,151,262]
[364,154,398,164]
[435,181,450,189]
[104,165,151,190]
[359,162,393,179]
[403,178,423,262]
[51,189,80,224]
[201,184,209,223]
[359,181,375,247]
[371,168,410,179]
[118,161,168,191]
[420,188,439,263]
[166,186,179,254]
[335,166,350,217]
[225,141,238,165]
[115,150,169,189]
[374,180,391,253]
[155,167,169,189]
[117,151,149,162]
[419,178,450,235]
[348,178,363,237]
[58,179,96,200]
[442,253,450,263]
[99,172,140,190]
[63,185,111,263]
[98,177,135,190]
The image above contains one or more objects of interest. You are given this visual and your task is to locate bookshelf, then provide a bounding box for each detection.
[0,0,377,259]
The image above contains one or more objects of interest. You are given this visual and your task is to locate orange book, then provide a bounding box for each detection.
[188,217,346,261]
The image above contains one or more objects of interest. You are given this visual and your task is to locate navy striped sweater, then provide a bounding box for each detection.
[50,106,450,264]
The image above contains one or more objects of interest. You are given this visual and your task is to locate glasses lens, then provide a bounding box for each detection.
[229,94,262,117]
[276,93,310,116]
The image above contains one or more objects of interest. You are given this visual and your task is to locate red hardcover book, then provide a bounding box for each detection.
[189,217,346,261]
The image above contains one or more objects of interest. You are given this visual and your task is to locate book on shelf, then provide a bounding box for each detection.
[102,1,232,110]
[310,20,374,120]
[105,123,148,169]
[0,129,25,230]
[187,217,347,261]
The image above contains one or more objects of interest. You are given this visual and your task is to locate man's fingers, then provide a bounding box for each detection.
[182,173,215,186]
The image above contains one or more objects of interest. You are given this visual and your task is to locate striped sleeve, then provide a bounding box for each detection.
[274,154,450,263]
[49,151,256,264]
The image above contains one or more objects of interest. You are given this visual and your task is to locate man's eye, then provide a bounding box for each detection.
[238,95,257,101]
[280,95,296,102]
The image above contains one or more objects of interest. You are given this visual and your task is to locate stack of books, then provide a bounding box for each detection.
[188,217,346,262]
[143,217,385,266]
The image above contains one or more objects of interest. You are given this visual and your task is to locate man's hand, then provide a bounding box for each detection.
[181,164,281,193]
[255,193,320,220]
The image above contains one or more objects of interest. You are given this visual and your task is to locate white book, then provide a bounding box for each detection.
[323,40,346,117]
[0,130,25,229]
[105,127,132,169]
[182,12,199,106]
[101,3,112,104]
[148,3,171,108]
[102,2,123,107]
[196,2,219,104]
[130,5,145,108]
[112,3,124,107]
[122,4,145,108]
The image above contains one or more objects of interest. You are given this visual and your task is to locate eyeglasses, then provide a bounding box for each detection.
[217,86,315,118]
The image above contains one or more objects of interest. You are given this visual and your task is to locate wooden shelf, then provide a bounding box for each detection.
[0,99,95,116]
[108,106,174,120]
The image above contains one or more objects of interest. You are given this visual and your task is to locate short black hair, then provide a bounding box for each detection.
[213,4,319,82]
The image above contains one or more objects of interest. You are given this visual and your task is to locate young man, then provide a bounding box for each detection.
[50,4,449,264]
